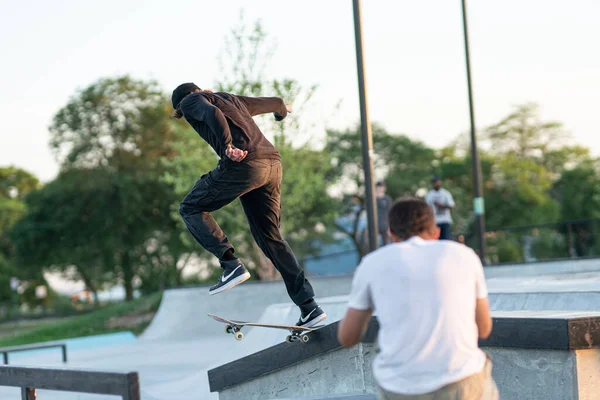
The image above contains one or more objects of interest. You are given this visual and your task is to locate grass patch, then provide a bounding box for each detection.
[0,292,163,347]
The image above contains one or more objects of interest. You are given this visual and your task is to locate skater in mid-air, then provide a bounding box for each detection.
[171,83,326,328]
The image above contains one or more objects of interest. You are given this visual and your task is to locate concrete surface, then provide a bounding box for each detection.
[0,275,353,400]
[483,258,600,279]
[219,338,600,400]
[486,348,588,400]
[1,258,600,399]
[485,259,600,311]
[218,343,377,400]
[276,397,376,400]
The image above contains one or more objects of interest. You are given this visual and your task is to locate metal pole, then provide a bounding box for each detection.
[461,0,486,262]
[352,0,379,252]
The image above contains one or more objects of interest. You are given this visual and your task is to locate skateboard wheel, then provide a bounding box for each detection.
[301,335,310,343]
[225,326,233,334]
[234,331,244,341]
[286,335,294,343]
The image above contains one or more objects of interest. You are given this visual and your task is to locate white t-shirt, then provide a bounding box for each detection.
[425,188,455,224]
[347,236,488,395]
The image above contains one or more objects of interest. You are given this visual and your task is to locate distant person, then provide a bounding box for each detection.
[338,198,497,400]
[376,181,393,245]
[425,175,455,240]
[171,83,326,329]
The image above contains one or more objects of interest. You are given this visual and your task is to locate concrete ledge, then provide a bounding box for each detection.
[480,310,600,350]
[208,320,379,393]
[276,395,376,400]
[208,311,600,399]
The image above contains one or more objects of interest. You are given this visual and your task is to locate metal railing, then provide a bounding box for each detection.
[302,218,600,272]
[0,366,139,400]
[458,218,600,264]
[0,343,67,365]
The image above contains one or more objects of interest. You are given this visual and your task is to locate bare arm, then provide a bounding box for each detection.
[337,308,373,348]
[236,95,289,120]
[475,297,493,339]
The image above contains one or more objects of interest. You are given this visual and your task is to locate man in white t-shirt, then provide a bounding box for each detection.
[425,175,455,240]
[337,198,497,399]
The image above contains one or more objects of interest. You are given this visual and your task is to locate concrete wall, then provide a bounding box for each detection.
[219,345,600,400]
[219,344,377,400]
[488,347,600,399]
[486,348,577,399]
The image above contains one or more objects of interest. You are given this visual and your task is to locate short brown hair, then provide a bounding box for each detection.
[388,198,436,241]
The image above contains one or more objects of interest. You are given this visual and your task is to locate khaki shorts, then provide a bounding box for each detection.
[377,354,499,400]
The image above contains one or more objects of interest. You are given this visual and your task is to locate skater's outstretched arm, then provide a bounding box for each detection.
[236,95,291,121]
[180,94,233,154]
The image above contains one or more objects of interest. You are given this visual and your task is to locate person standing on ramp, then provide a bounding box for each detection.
[171,83,326,328]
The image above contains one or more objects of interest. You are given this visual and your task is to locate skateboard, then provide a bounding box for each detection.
[208,313,323,343]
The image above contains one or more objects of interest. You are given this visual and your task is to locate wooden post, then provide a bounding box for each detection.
[123,372,140,400]
[21,387,37,400]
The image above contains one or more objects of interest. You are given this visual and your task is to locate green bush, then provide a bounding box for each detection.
[0,292,163,347]
[495,235,524,263]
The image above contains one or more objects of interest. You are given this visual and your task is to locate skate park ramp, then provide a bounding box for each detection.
[140,275,353,341]
[0,275,354,400]
[485,258,600,311]
[1,259,600,399]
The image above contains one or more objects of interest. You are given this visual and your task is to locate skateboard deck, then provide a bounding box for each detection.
[208,313,323,343]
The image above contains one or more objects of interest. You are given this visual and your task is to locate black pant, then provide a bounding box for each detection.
[438,223,452,240]
[179,158,314,306]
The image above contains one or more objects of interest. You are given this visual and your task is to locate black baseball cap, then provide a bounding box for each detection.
[172,82,201,109]
[431,175,442,182]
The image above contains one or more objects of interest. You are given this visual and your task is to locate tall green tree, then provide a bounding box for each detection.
[325,123,436,258]
[0,167,39,308]
[484,103,567,160]
[442,104,573,229]
[483,156,560,229]
[554,162,600,221]
[11,169,117,302]
[439,104,575,262]
[28,75,182,300]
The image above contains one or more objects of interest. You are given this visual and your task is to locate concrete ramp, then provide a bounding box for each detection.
[0,277,354,400]
[483,258,600,279]
[486,266,600,311]
[0,295,351,400]
[141,275,353,341]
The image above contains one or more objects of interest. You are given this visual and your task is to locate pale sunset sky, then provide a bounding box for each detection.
[1,0,599,183]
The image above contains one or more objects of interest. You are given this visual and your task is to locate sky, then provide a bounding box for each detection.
[1,0,600,183]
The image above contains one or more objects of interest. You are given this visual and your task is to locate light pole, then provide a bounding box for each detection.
[352,0,379,252]
[460,0,486,262]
